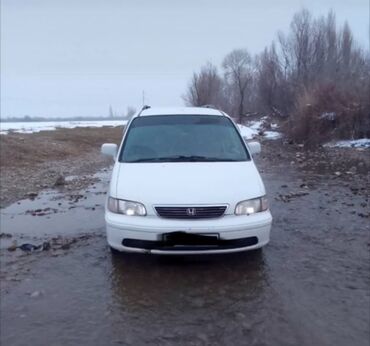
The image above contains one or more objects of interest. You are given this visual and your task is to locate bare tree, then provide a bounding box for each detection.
[324,10,338,74]
[183,62,225,109]
[255,43,285,112]
[286,9,315,86]
[339,21,353,69]
[182,8,369,143]
[222,49,253,121]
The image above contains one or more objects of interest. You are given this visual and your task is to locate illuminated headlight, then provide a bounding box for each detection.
[235,196,268,215]
[107,197,146,216]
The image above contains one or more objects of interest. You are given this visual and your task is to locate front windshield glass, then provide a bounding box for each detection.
[119,115,250,162]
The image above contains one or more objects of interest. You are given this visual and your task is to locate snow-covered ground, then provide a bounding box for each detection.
[324,138,370,149]
[263,131,282,140]
[0,118,284,141]
[238,119,282,140]
[0,120,127,135]
[237,124,258,139]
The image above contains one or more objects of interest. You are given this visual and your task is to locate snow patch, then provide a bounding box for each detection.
[264,131,282,140]
[237,124,258,139]
[248,120,263,131]
[324,138,370,149]
[242,119,282,140]
[0,120,127,135]
[320,112,336,120]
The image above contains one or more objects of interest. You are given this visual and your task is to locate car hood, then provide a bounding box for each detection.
[111,161,265,213]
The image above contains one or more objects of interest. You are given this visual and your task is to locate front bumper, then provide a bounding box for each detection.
[105,210,272,255]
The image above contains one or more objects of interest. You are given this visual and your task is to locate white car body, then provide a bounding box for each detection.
[102,107,272,254]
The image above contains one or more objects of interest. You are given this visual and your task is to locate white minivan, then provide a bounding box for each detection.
[101,107,272,254]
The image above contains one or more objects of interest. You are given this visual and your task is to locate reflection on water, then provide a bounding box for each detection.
[107,252,269,344]
[110,251,267,309]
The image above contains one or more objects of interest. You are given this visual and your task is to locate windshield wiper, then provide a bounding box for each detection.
[170,156,240,162]
[164,155,210,161]
[127,155,240,162]
[126,157,167,162]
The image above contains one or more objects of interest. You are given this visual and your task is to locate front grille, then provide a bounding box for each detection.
[155,206,227,219]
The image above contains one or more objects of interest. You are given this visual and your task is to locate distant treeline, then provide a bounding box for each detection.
[2,106,137,123]
[1,115,127,123]
[183,9,370,145]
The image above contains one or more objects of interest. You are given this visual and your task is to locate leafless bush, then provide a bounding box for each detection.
[287,83,370,145]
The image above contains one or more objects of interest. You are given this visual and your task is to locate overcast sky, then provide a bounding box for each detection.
[1,0,369,118]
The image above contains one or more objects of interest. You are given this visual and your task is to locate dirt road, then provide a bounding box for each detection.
[0,129,369,345]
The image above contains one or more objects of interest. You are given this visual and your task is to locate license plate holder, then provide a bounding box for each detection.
[162,232,219,246]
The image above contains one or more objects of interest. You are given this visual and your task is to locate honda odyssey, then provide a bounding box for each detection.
[101,106,272,254]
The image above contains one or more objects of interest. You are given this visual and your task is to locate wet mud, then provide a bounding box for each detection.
[0,162,369,345]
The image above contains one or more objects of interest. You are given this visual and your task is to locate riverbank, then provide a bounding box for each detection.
[0,126,124,207]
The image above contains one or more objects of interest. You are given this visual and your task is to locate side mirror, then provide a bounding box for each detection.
[101,143,118,159]
[247,141,261,156]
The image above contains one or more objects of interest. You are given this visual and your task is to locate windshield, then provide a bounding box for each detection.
[119,115,250,163]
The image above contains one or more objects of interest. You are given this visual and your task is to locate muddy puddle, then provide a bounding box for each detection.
[0,170,110,250]
[1,167,369,346]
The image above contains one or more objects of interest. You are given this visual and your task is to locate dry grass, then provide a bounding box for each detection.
[286,84,370,146]
[0,126,124,169]
[0,126,124,207]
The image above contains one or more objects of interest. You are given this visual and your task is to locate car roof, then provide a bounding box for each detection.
[137,107,225,117]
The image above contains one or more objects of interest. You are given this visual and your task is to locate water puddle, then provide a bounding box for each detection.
[0,170,110,249]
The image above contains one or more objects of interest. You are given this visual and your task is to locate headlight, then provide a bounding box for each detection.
[108,197,146,216]
[235,196,268,215]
